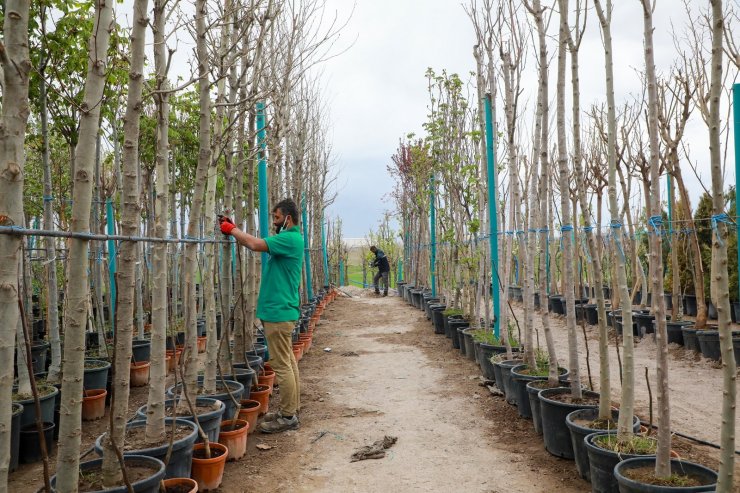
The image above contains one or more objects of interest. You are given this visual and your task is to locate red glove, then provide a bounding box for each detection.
[219,216,236,235]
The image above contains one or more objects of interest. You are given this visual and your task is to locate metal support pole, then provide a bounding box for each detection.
[301,193,313,299]
[106,199,117,332]
[734,83,740,302]
[321,217,329,287]
[339,257,344,286]
[484,93,501,338]
[430,174,437,297]
[256,102,269,276]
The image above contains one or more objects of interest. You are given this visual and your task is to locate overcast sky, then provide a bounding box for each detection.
[319,0,738,238]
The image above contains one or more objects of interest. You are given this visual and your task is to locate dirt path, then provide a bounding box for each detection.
[229,293,587,493]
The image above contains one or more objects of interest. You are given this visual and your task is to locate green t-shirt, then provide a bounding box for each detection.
[256,226,304,322]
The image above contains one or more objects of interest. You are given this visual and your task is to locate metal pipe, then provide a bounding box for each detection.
[321,217,329,287]
[484,93,501,338]
[0,226,231,244]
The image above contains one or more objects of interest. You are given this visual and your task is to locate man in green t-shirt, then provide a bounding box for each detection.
[219,198,305,433]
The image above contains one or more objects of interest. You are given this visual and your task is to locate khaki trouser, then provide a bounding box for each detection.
[262,320,300,416]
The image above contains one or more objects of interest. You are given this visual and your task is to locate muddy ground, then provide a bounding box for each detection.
[11,291,739,492]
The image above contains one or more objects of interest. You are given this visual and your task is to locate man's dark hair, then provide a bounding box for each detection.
[273,198,300,224]
[370,245,377,252]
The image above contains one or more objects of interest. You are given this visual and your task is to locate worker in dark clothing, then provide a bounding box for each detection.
[369,245,390,296]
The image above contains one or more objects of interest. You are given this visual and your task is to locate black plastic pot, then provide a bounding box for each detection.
[245,343,268,362]
[461,328,477,362]
[550,295,565,314]
[510,365,569,419]
[585,304,599,325]
[614,457,718,492]
[732,301,740,323]
[565,408,640,482]
[30,342,49,374]
[431,305,447,334]
[734,337,740,363]
[633,312,656,337]
[424,298,440,319]
[683,294,697,316]
[135,397,225,443]
[443,314,462,339]
[584,431,655,493]
[615,316,639,337]
[222,367,256,394]
[682,327,699,352]
[456,327,468,356]
[495,358,524,405]
[526,381,552,435]
[131,339,151,362]
[397,282,406,298]
[666,321,692,345]
[167,379,244,420]
[54,455,166,493]
[83,359,111,391]
[448,319,468,350]
[478,343,508,380]
[539,387,599,459]
[19,421,54,464]
[242,354,264,375]
[706,300,718,320]
[10,403,22,472]
[663,292,673,311]
[95,418,197,479]
[15,385,58,428]
[697,330,721,361]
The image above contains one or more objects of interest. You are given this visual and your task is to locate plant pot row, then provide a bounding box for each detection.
[413,294,719,492]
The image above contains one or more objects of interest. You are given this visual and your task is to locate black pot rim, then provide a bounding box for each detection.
[583,431,656,460]
[136,396,225,421]
[539,387,600,409]
[511,364,569,381]
[565,408,640,434]
[52,454,166,493]
[613,457,717,492]
[95,418,198,457]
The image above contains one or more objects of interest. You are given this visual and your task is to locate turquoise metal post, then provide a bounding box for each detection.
[430,174,437,297]
[256,102,269,276]
[403,217,409,282]
[321,217,329,287]
[339,258,345,286]
[667,173,673,238]
[484,93,500,338]
[106,199,117,332]
[301,194,313,299]
[734,83,740,302]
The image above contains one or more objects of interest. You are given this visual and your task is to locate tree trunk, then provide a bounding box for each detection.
[556,0,582,400]
[102,0,148,483]
[55,1,114,489]
[708,2,735,490]
[181,0,213,404]
[144,0,170,445]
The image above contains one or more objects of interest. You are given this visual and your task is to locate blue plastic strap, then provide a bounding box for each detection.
[609,221,626,261]
[711,213,733,246]
[43,196,55,202]
[559,224,573,251]
[648,215,663,235]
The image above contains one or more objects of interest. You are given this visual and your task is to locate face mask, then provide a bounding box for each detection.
[275,216,288,234]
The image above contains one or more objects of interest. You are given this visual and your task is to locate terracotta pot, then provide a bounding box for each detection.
[130,361,150,387]
[164,355,171,375]
[237,399,261,435]
[258,369,276,393]
[218,419,249,461]
[197,336,207,353]
[292,342,304,362]
[299,334,312,353]
[162,477,198,493]
[264,363,274,373]
[166,349,182,373]
[191,442,228,491]
[250,385,271,416]
[81,389,107,421]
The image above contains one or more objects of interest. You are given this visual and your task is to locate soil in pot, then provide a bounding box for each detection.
[135,397,225,443]
[538,387,600,459]
[566,408,641,482]
[94,418,198,479]
[167,380,245,421]
[162,477,198,493]
[51,455,166,493]
[82,389,108,421]
[584,431,657,493]
[218,419,249,460]
[191,442,228,491]
[19,421,55,464]
[614,457,718,492]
